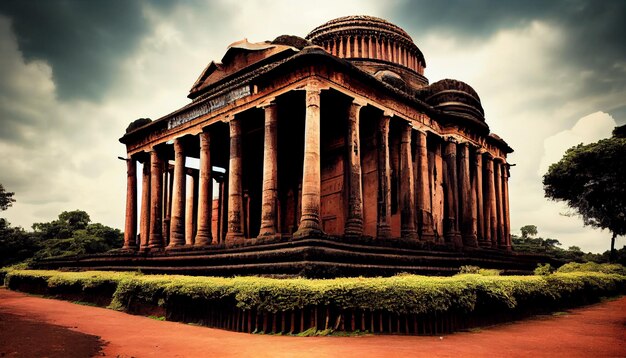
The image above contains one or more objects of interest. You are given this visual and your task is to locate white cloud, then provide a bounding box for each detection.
[538,111,615,175]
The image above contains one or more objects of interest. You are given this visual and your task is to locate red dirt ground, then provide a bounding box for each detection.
[0,289,624,358]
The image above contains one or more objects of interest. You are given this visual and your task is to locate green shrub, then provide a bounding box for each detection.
[4,270,625,318]
[557,262,626,275]
[458,266,501,276]
[534,263,554,276]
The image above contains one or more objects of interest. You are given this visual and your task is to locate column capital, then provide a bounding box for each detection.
[257,98,277,109]
[351,97,368,108]
[304,79,328,93]
[414,126,428,135]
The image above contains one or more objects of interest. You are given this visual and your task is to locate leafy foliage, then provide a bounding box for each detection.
[543,126,626,254]
[511,225,617,264]
[458,265,501,276]
[0,206,123,265]
[0,219,41,267]
[534,263,554,276]
[4,269,625,317]
[0,184,15,211]
[520,225,538,239]
[556,262,626,276]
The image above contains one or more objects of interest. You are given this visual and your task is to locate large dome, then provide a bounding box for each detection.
[306,16,426,77]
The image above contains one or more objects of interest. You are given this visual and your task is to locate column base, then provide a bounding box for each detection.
[401,230,419,241]
[376,224,392,239]
[225,232,245,247]
[293,226,323,240]
[344,220,363,238]
[148,234,163,249]
[445,232,463,250]
[194,231,213,246]
[256,233,286,245]
[167,233,186,248]
[462,234,479,248]
[419,230,436,242]
[257,228,277,238]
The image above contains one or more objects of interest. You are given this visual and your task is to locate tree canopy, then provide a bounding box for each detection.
[0,184,15,211]
[543,125,626,255]
[0,192,123,267]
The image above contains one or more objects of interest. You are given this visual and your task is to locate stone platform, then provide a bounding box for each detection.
[34,237,547,277]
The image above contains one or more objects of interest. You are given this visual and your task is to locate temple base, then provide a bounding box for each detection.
[34,236,550,278]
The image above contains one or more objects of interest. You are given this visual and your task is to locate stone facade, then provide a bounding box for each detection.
[120,16,514,258]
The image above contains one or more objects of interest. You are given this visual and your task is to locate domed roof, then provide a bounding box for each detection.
[428,79,481,102]
[307,15,414,46]
[425,79,485,124]
[305,15,426,71]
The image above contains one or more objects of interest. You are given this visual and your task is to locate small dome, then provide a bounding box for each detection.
[374,70,406,91]
[126,118,152,133]
[271,35,311,49]
[425,79,485,122]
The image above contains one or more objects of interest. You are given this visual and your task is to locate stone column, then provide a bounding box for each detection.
[294,84,323,238]
[503,164,512,250]
[444,138,462,248]
[148,149,163,248]
[123,157,137,249]
[185,172,197,245]
[163,168,173,244]
[258,102,279,238]
[168,138,186,247]
[339,37,344,57]
[195,131,213,246]
[495,161,505,249]
[415,129,434,241]
[345,100,365,237]
[400,123,417,240]
[474,149,486,246]
[376,114,392,238]
[139,154,151,249]
[484,154,497,248]
[459,143,478,247]
[226,117,244,245]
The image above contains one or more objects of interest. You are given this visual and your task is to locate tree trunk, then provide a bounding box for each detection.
[610,232,617,262]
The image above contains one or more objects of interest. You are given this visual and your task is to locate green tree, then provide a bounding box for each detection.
[32,210,122,259]
[520,225,538,239]
[543,125,626,258]
[0,184,15,211]
[32,210,91,241]
[0,184,40,267]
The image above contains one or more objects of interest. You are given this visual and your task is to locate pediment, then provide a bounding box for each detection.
[189,39,299,99]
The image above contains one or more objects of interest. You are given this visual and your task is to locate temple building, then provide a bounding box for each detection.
[43,16,539,276]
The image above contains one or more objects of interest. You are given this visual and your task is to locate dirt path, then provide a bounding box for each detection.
[0,289,624,358]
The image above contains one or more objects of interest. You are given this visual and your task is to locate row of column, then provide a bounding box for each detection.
[122,83,510,250]
[122,132,215,250]
[321,36,423,73]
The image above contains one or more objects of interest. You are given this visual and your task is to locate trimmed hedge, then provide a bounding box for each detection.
[557,262,626,275]
[2,269,625,334]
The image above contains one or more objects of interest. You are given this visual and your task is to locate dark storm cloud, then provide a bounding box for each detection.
[0,0,176,101]
[391,0,626,119]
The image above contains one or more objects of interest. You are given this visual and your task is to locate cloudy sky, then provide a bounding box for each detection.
[0,0,624,253]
